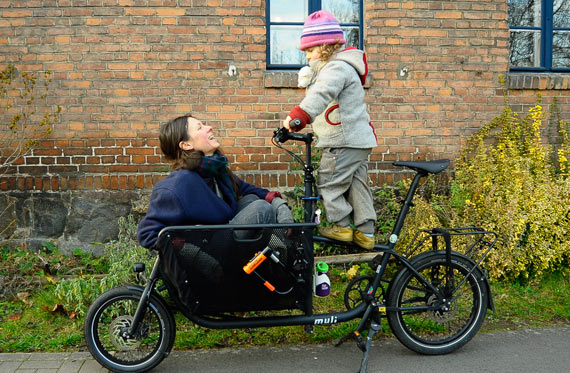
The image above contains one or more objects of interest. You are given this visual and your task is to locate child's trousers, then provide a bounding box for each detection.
[316,147,377,234]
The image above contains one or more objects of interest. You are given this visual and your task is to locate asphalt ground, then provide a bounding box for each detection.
[1,326,569,372]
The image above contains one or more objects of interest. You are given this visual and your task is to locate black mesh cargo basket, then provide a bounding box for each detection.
[156,223,315,315]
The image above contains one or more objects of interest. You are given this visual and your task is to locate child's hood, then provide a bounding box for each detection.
[333,47,368,85]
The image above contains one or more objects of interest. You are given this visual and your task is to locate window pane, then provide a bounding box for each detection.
[553,32,570,68]
[508,0,541,27]
[323,0,360,23]
[270,0,307,23]
[270,26,305,65]
[343,27,360,48]
[553,0,570,28]
[509,30,541,67]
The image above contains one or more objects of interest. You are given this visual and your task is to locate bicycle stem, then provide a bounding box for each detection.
[301,135,316,224]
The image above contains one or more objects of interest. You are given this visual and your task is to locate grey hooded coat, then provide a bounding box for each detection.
[299,48,377,149]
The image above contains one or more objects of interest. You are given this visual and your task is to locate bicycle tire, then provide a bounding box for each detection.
[84,286,176,372]
[387,251,487,355]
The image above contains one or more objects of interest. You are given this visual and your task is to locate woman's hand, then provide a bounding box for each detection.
[265,191,282,203]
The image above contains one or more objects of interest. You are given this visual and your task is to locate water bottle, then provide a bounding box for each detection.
[314,261,330,297]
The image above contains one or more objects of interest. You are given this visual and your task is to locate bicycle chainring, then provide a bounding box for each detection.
[344,275,384,310]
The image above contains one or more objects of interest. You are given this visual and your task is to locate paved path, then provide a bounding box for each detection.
[1,326,569,372]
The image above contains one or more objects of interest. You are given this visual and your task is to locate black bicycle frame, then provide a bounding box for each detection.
[128,130,450,334]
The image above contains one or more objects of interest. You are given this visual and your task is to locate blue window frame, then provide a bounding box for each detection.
[508,0,570,72]
[266,0,364,70]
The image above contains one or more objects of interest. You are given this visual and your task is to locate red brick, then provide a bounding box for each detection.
[0,1,565,193]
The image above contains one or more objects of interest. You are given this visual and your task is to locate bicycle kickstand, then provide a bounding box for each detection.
[358,320,381,373]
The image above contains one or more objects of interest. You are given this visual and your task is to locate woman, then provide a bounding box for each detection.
[137,115,289,250]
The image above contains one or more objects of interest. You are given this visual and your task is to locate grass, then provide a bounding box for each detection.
[483,271,570,331]
[0,265,568,353]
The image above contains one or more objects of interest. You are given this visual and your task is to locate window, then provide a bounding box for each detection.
[266,0,363,69]
[508,0,570,72]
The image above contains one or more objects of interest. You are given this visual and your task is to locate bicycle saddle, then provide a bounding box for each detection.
[393,159,450,174]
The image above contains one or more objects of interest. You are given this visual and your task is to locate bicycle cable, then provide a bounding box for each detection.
[271,136,306,169]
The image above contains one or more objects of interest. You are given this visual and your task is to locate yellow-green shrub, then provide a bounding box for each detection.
[394,180,441,256]
[452,98,570,281]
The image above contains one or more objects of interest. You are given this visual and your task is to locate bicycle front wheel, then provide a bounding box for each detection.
[387,251,487,355]
[84,286,176,372]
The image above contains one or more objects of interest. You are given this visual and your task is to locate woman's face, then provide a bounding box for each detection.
[179,117,220,156]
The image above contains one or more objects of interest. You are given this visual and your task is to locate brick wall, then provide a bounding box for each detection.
[1,0,569,193]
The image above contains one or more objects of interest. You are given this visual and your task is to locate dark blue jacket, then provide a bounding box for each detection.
[137,168,269,249]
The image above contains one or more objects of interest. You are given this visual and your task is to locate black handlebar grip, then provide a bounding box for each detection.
[290,118,302,130]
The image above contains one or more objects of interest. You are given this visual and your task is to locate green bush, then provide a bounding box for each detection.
[52,215,154,317]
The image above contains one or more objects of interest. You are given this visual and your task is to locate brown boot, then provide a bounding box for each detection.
[319,224,353,242]
[353,230,375,250]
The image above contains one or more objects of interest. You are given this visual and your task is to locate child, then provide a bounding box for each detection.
[283,10,377,250]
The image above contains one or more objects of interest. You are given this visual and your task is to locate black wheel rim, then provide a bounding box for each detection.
[396,260,482,345]
[90,295,164,366]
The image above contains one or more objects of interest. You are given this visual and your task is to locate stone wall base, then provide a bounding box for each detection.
[0,190,150,256]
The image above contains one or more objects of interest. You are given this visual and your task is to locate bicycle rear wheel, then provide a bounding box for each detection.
[387,251,487,355]
[84,286,175,372]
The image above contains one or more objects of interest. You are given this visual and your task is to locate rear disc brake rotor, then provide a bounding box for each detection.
[426,294,457,322]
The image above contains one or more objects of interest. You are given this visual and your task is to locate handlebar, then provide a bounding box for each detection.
[273,126,313,144]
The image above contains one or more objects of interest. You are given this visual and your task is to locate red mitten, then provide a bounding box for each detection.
[265,191,282,203]
[288,106,311,132]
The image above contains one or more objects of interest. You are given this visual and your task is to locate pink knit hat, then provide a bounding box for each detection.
[299,10,346,51]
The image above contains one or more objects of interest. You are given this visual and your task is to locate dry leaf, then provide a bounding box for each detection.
[51,304,65,313]
[6,312,22,321]
[42,303,67,315]
[17,292,30,303]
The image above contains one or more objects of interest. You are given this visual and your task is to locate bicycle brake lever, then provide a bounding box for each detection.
[273,127,290,143]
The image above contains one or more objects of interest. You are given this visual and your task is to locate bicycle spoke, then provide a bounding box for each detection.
[395,260,480,344]
[95,298,163,365]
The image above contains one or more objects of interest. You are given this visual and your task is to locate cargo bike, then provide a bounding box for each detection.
[84,126,497,372]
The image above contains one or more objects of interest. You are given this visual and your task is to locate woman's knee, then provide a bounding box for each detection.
[231,198,275,225]
[250,199,276,224]
[237,193,261,210]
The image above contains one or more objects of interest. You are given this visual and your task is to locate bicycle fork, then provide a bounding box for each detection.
[124,256,161,339]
